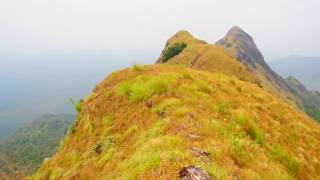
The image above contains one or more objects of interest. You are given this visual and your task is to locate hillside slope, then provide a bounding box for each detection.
[156,28,296,108]
[215,26,294,103]
[285,76,320,121]
[0,114,74,179]
[155,30,259,85]
[156,27,320,122]
[33,65,320,179]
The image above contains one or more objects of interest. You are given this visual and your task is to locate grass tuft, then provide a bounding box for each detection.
[132,64,145,71]
[116,74,176,102]
[269,145,300,176]
[233,112,263,144]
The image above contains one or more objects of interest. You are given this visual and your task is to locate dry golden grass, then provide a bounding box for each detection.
[156,31,259,85]
[32,65,320,180]
[157,30,297,107]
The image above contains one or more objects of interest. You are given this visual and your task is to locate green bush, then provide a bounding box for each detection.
[163,42,187,62]
[70,98,82,112]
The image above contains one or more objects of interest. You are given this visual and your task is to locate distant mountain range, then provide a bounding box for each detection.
[270,55,320,90]
[0,114,74,179]
[0,52,154,139]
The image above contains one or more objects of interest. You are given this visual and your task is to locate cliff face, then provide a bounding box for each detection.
[215,26,320,122]
[285,76,308,95]
[215,26,294,101]
[216,26,268,69]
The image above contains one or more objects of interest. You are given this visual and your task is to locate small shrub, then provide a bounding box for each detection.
[163,42,187,62]
[132,64,145,71]
[91,143,102,154]
[68,124,76,134]
[70,98,82,112]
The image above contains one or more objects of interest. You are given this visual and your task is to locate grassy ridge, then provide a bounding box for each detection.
[33,65,320,179]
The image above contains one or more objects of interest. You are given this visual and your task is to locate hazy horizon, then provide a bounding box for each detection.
[1,0,320,138]
[1,0,320,60]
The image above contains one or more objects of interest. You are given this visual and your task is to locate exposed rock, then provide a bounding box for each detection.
[216,26,292,96]
[188,133,201,140]
[285,76,308,94]
[216,26,268,70]
[146,100,153,108]
[179,166,211,180]
[189,147,210,157]
[158,111,166,117]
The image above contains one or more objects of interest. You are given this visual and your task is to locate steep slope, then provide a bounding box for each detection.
[270,55,320,90]
[0,114,74,178]
[285,76,320,121]
[215,26,293,101]
[215,27,320,122]
[33,65,320,179]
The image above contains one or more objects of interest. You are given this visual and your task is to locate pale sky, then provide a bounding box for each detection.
[1,0,319,60]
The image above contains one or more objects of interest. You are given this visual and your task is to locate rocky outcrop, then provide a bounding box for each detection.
[285,76,308,94]
[179,166,211,180]
[216,26,291,93]
[216,26,268,69]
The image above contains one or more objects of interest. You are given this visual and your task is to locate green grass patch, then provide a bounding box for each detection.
[132,64,145,71]
[111,119,187,179]
[233,112,263,144]
[215,100,232,119]
[269,145,300,177]
[116,74,177,102]
[70,98,82,112]
[268,145,300,176]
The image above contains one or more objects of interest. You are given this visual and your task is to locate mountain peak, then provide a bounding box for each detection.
[173,30,193,37]
[216,26,263,67]
[225,26,253,40]
[285,76,308,93]
[216,26,293,99]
